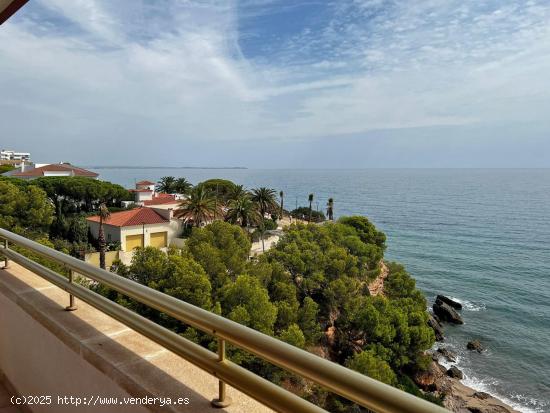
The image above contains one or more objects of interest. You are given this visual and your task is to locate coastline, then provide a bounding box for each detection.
[416,355,521,413]
[421,295,524,413]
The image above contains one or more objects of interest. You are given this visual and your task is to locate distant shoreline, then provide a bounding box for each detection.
[84,166,248,170]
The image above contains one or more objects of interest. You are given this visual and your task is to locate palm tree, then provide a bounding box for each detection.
[157,176,176,193]
[279,190,284,220]
[226,195,259,228]
[227,184,249,202]
[174,186,218,227]
[308,193,314,222]
[326,197,334,221]
[97,203,111,270]
[251,187,278,219]
[173,177,193,195]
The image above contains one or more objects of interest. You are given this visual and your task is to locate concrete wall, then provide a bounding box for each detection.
[0,284,149,413]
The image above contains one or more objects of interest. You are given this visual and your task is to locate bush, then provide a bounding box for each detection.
[291,207,325,222]
[0,164,15,174]
[346,350,397,386]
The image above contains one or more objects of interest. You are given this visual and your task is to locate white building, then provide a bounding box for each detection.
[86,207,183,252]
[126,180,185,207]
[135,180,155,191]
[0,149,31,162]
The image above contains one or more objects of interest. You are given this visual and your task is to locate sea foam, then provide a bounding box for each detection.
[449,296,486,312]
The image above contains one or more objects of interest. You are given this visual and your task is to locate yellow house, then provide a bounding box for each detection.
[87,207,181,252]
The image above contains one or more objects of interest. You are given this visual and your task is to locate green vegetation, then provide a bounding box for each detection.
[251,187,278,218]
[0,180,53,236]
[279,190,284,220]
[95,216,435,410]
[0,173,437,409]
[327,197,334,221]
[173,177,192,195]
[308,193,314,222]
[97,203,111,270]
[226,195,259,228]
[291,206,326,222]
[175,185,220,227]
[156,176,176,193]
[197,178,237,201]
[156,176,192,194]
[0,176,129,258]
[0,164,15,174]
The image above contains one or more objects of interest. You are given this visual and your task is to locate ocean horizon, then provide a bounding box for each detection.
[97,167,550,413]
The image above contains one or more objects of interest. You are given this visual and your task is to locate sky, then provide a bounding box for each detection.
[1,0,550,168]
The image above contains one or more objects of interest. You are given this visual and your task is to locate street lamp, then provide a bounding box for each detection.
[142,222,145,247]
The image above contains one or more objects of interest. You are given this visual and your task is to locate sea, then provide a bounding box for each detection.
[94,167,550,413]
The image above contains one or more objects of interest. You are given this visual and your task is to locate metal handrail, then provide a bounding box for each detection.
[0,228,448,413]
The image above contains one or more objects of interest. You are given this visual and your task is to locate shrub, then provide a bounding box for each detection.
[291,207,325,222]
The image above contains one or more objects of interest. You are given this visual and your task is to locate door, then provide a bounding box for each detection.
[150,231,168,248]
[125,234,143,250]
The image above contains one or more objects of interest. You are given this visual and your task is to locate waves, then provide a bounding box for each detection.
[459,362,548,413]
[449,296,487,312]
[434,294,547,413]
[436,338,548,413]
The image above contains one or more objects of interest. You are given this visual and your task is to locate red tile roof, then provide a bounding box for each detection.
[86,208,169,227]
[12,163,98,178]
[143,194,179,206]
[136,180,155,185]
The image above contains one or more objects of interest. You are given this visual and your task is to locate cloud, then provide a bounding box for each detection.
[1,0,549,166]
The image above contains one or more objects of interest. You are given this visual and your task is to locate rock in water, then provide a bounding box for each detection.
[437,347,457,362]
[436,294,462,310]
[428,314,445,341]
[433,299,464,324]
[467,340,484,352]
[446,366,464,379]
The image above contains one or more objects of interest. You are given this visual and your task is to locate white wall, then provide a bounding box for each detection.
[136,183,155,191]
[43,171,72,177]
[135,191,153,202]
[88,222,121,245]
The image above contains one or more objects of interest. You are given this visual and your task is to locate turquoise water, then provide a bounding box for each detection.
[95,168,550,412]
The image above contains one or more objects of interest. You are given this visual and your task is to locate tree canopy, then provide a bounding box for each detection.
[32,176,129,212]
[197,179,237,201]
[92,217,436,410]
[0,180,54,235]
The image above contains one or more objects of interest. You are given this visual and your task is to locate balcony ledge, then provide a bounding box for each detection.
[0,262,273,413]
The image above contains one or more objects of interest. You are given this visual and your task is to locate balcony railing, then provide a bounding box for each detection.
[0,228,448,413]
